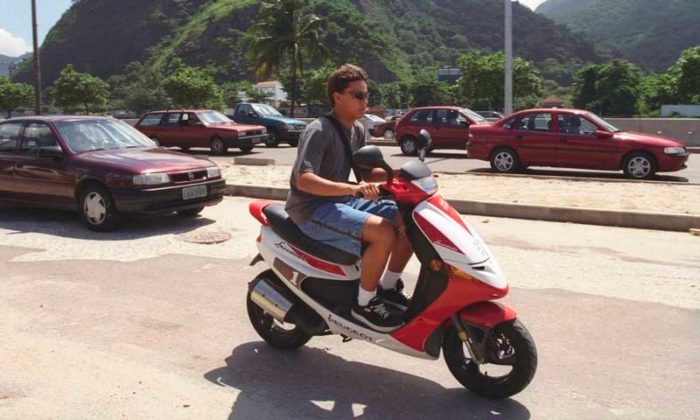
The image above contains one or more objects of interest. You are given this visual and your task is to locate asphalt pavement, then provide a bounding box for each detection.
[1,197,698,418]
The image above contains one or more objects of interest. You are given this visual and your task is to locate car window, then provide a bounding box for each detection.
[0,122,22,154]
[460,108,486,123]
[163,113,182,126]
[139,113,163,127]
[20,123,59,155]
[516,113,552,132]
[434,109,463,126]
[410,110,433,124]
[236,104,253,117]
[56,119,155,153]
[502,117,517,129]
[197,111,232,124]
[558,113,597,136]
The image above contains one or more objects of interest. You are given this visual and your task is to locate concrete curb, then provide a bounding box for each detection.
[224,184,700,232]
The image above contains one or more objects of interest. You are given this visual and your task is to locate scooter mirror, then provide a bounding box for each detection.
[417,129,432,162]
[353,145,393,180]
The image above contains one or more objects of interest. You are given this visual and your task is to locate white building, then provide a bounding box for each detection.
[253,80,288,107]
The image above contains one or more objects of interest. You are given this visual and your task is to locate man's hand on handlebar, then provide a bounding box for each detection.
[352,182,380,200]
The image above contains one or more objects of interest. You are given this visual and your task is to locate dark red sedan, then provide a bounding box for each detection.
[0,116,225,230]
[467,108,689,179]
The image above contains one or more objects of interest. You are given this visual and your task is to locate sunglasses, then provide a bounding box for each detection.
[345,90,370,101]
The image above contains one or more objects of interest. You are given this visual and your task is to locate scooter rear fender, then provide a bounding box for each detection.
[458,301,517,328]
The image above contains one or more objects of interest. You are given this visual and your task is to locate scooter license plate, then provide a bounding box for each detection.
[182,185,207,200]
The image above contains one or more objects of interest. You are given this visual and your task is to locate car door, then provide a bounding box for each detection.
[406,109,436,144]
[0,121,22,198]
[555,112,622,170]
[510,112,558,166]
[159,112,183,146]
[233,104,255,125]
[432,109,470,149]
[12,122,76,207]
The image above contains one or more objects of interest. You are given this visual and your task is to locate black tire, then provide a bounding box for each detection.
[247,272,312,349]
[177,206,204,217]
[400,136,418,156]
[78,183,119,232]
[287,138,299,147]
[490,148,521,173]
[210,137,228,155]
[622,151,656,179]
[443,319,537,399]
[239,145,254,153]
[265,129,280,147]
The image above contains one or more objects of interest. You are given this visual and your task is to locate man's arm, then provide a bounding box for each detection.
[297,172,380,199]
[360,168,400,183]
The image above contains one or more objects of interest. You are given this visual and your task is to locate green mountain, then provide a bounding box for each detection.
[536,0,700,71]
[15,0,609,87]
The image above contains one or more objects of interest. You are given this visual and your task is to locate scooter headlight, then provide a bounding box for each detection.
[411,175,438,194]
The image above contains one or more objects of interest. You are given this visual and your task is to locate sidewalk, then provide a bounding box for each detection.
[220,161,700,232]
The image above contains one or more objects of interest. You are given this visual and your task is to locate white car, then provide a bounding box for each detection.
[358,114,386,132]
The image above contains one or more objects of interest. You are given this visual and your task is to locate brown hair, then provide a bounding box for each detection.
[326,64,368,107]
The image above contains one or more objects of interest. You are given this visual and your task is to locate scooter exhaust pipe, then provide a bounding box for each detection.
[250,278,294,322]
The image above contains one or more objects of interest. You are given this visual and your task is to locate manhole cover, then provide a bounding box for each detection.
[180,230,232,244]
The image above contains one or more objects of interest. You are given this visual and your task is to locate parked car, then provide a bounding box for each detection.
[358,114,387,134]
[475,110,504,121]
[230,103,306,147]
[370,116,399,139]
[394,106,488,155]
[135,110,267,154]
[0,116,225,231]
[467,108,689,179]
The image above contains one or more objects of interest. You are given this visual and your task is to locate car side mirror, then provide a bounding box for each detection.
[595,130,613,139]
[38,145,64,159]
[353,145,393,181]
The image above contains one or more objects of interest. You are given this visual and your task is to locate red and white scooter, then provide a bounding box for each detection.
[247,130,537,398]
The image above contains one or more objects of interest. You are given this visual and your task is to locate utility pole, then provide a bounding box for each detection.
[504,0,513,115]
[31,0,42,115]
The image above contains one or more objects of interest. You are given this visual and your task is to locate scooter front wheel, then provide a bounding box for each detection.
[443,319,537,398]
[247,273,312,349]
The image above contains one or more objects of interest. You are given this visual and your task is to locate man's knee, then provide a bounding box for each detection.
[362,216,397,246]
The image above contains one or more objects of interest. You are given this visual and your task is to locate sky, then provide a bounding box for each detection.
[0,0,548,57]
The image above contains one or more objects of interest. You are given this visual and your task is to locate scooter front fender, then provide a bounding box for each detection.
[458,301,517,328]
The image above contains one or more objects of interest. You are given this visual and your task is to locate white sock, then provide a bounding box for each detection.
[357,287,376,306]
[380,270,402,290]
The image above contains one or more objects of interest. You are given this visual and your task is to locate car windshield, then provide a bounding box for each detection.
[585,112,619,132]
[55,119,155,153]
[197,111,233,124]
[460,108,486,122]
[252,104,283,116]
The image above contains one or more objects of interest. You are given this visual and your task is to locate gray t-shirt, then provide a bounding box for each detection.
[285,115,367,224]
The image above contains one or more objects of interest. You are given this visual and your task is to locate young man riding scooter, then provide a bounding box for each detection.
[285,64,413,332]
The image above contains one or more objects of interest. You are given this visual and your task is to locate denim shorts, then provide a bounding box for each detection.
[297,197,398,257]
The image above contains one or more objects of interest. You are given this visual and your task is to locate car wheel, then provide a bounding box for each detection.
[265,129,280,147]
[400,136,418,156]
[287,138,299,147]
[151,137,161,147]
[384,129,395,140]
[490,148,521,173]
[178,206,204,217]
[210,137,228,155]
[623,152,656,179]
[240,145,254,153]
[78,183,118,231]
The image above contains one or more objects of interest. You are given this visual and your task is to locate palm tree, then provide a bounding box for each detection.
[247,0,324,116]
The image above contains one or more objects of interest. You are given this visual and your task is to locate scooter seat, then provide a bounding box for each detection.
[263,204,359,265]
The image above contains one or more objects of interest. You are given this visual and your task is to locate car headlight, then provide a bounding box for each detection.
[207,166,221,178]
[133,173,170,185]
[664,147,688,156]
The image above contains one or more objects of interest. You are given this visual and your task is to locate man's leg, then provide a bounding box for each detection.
[359,215,396,296]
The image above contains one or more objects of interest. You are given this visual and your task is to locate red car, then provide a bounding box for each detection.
[0,116,225,231]
[135,109,267,154]
[467,108,689,179]
[394,106,488,155]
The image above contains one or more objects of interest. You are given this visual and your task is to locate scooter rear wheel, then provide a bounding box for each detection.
[443,319,537,398]
[247,273,312,349]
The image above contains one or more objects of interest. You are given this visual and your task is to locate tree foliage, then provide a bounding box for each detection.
[0,77,35,118]
[108,61,172,114]
[247,0,324,115]
[669,46,700,104]
[455,51,541,110]
[572,60,640,116]
[53,64,109,114]
[163,64,224,109]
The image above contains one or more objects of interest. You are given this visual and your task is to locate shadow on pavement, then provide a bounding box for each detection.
[204,342,531,419]
[0,204,215,240]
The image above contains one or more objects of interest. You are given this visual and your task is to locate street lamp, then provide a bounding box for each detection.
[504,0,513,115]
[31,0,42,115]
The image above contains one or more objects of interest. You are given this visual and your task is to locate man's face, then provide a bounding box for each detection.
[334,80,368,121]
